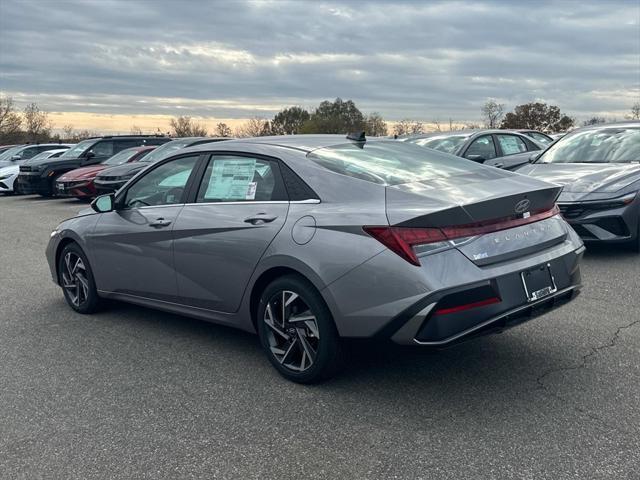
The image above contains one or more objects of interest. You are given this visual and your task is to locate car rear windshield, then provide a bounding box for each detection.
[307,141,484,185]
[408,134,470,154]
[59,139,96,158]
[539,126,640,163]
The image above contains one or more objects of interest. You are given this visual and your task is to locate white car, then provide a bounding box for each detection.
[0,148,70,194]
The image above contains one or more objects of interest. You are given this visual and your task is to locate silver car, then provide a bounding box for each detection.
[46,135,585,383]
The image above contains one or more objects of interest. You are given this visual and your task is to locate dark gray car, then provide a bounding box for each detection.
[405,129,545,170]
[46,135,584,383]
[517,122,640,251]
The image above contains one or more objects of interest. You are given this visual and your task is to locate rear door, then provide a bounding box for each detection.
[486,134,533,170]
[173,153,289,312]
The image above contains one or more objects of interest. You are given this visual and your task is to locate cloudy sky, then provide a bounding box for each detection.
[1,0,639,132]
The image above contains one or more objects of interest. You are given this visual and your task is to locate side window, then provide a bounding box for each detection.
[196,155,286,203]
[496,134,528,156]
[116,140,143,152]
[464,135,497,161]
[88,141,114,157]
[20,147,39,159]
[123,155,199,208]
[530,133,551,145]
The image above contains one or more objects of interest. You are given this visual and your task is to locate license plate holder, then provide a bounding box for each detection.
[57,182,65,191]
[521,263,557,302]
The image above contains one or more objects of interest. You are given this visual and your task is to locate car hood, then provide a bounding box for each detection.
[516,163,640,195]
[26,155,81,169]
[0,164,19,175]
[58,165,105,181]
[97,162,147,178]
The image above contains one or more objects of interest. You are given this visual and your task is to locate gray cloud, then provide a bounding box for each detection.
[0,0,638,121]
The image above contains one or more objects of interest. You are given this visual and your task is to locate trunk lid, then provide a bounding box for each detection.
[385,170,566,265]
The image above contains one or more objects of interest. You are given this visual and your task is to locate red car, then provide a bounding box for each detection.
[55,146,156,199]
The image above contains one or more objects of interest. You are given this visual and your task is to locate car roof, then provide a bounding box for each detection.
[179,134,384,154]
[405,129,537,141]
[571,120,640,132]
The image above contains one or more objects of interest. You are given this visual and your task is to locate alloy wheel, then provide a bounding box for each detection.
[61,252,90,307]
[263,290,320,372]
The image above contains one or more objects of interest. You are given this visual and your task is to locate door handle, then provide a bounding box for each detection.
[493,162,504,169]
[244,214,278,225]
[149,217,172,228]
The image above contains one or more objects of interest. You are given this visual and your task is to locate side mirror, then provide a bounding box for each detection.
[10,155,21,161]
[91,193,115,213]
[465,154,486,163]
[529,152,541,163]
[85,151,96,159]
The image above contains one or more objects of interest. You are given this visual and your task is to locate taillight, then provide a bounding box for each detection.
[363,226,447,266]
[364,205,560,266]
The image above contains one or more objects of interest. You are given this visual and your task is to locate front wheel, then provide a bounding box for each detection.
[257,275,344,383]
[57,243,101,313]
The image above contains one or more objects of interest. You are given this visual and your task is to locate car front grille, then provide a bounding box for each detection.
[558,204,585,219]
[19,166,32,173]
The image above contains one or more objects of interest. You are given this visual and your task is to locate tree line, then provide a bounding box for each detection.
[1,93,639,144]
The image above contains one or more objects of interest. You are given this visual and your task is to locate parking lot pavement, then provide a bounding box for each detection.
[0,194,638,479]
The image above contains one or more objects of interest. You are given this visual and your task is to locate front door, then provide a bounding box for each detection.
[173,154,289,312]
[89,155,200,302]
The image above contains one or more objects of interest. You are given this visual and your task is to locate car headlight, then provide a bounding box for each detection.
[576,191,637,210]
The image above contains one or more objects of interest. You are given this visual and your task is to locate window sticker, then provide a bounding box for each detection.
[246,181,257,200]
[207,158,257,200]
[499,136,525,155]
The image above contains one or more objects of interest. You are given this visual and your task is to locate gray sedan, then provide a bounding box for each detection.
[46,135,584,383]
[517,121,640,251]
[405,129,545,170]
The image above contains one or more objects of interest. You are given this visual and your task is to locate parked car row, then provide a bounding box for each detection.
[2,122,638,383]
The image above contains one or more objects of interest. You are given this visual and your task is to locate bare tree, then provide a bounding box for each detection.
[481,99,505,128]
[235,117,271,137]
[364,112,388,136]
[215,122,232,137]
[0,95,23,138]
[627,102,640,120]
[393,119,424,136]
[23,103,52,141]
[61,124,75,140]
[130,125,143,135]
[169,116,208,137]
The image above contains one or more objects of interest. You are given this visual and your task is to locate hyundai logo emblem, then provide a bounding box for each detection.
[514,199,531,214]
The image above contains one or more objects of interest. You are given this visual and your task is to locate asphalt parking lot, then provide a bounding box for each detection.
[0,194,638,479]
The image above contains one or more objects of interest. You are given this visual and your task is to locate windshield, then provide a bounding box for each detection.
[539,126,640,164]
[409,135,469,154]
[308,141,484,185]
[0,146,23,162]
[137,140,192,164]
[59,139,96,158]
[103,148,142,166]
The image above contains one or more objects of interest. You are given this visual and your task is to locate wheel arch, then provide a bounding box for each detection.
[248,265,327,331]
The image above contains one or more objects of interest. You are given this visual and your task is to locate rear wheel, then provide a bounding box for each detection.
[257,275,344,383]
[57,243,101,313]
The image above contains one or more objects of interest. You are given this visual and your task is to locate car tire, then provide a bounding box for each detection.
[57,243,101,314]
[633,222,640,253]
[257,275,344,383]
